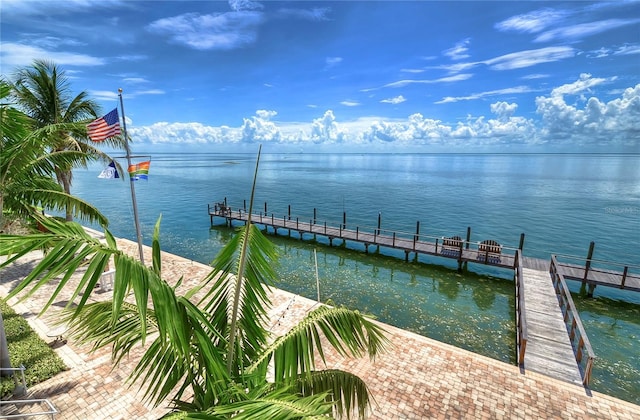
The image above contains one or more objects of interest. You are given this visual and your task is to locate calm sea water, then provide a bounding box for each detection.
[69,153,639,405]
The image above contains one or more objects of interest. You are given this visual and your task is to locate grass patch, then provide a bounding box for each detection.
[1,299,67,397]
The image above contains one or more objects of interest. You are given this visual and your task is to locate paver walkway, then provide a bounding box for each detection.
[1,237,638,419]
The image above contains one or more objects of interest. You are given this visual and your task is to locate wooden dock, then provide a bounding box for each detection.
[208,201,640,387]
[208,203,639,294]
[209,205,518,270]
[520,268,584,385]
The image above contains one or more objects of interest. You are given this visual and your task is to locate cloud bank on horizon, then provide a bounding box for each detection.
[1,0,639,153]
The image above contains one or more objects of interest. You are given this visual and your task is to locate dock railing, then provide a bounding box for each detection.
[209,201,521,266]
[514,249,528,365]
[550,255,596,386]
[553,253,639,290]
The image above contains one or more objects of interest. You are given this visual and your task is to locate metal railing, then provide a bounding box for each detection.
[0,399,58,419]
[550,256,596,386]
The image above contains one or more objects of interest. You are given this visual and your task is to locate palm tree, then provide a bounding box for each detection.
[0,152,389,418]
[11,60,125,221]
[0,78,107,228]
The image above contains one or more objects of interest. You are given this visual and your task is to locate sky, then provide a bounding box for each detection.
[1,0,640,153]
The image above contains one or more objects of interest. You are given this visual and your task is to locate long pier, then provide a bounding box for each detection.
[208,201,639,387]
[208,202,639,293]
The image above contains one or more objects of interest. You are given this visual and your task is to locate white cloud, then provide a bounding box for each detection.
[495,8,570,34]
[146,11,264,50]
[381,95,406,104]
[484,46,575,70]
[0,42,105,71]
[88,90,119,101]
[127,78,639,151]
[0,0,126,17]
[401,68,425,74]
[229,0,262,12]
[535,76,640,146]
[131,121,239,145]
[325,57,343,68]
[535,18,640,42]
[443,38,471,60]
[340,100,360,107]
[310,110,344,143]
[490,102,518,121]
[436,86,535,104]
[382,73,473,88]
[277,7,331,21]
[435,62,479,74]
[521,74,550,80]
[614,44,640,56]
[549,73,613,97]
[123,77,150,84]
[241,110,281,142]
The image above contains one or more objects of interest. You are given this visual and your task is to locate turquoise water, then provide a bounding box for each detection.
[69,153,639,404]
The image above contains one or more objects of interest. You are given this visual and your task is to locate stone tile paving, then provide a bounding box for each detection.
[1,236,638,419]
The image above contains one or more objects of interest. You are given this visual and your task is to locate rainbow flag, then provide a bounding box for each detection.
[128,161,150,181]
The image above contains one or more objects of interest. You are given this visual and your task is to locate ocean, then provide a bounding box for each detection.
[69,152,639,405]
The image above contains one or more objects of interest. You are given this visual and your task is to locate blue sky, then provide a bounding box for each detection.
[2,0,639,153]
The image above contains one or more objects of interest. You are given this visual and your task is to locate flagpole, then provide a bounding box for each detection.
[118,88,145,265]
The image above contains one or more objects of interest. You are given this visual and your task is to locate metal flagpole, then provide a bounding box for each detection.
[118,88,145,265]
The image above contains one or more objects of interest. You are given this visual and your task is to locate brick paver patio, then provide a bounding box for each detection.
[1,236,638,419]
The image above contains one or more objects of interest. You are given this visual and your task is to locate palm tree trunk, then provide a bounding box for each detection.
[58,169,73,221]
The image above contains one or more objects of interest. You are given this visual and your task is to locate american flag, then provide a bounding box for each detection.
[87,108,121,142]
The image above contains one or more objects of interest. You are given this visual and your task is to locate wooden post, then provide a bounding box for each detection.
[243,199,246,211]
[621,266,628,288]
[356,226,359,240]
[377,212,381,235]
[264,201,268,214]
[314,208,317,224]
[343,212,346,229]
[465,227,471,249]
[288,205,291,220]
[519,233,525,251]
[416,221,420,241]
[583,241,595,282]
[224,197,227,206]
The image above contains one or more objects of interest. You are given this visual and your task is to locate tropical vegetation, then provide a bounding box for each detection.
[1,144,389,418]
[9,59,125,222]
[0,77,107,228]
[0,300,67,398]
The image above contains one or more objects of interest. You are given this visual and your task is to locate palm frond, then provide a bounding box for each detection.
[249,305,389,383]
[0,214,113,315]
[205,385,332,420]
[60,301,158,365]
[296,369,373,420]
[201,223,276,350]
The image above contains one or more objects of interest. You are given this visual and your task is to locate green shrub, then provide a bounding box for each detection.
[1,300,67,397]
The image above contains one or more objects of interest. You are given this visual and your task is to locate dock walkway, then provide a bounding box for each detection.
[520,268,583,385]
[209,204,638,294]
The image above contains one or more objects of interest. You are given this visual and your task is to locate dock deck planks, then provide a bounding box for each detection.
[521,268,583,385]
